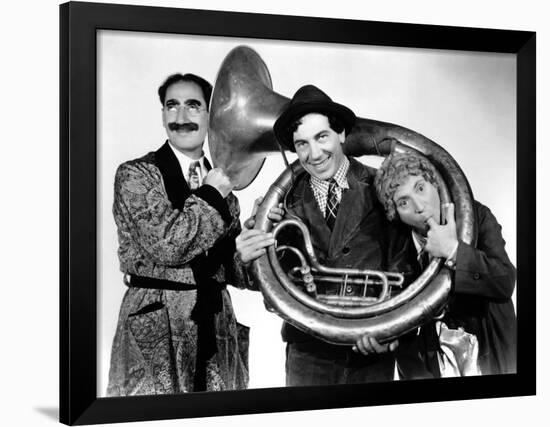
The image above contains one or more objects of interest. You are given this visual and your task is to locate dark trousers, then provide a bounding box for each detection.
[396,326,441,380]
[285,340,395,387]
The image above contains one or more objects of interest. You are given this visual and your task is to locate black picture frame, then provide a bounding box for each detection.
[60,1,536,425]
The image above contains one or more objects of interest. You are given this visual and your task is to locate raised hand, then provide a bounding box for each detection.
[243,197,285,230]
[425,202,459,259]
[203,168,234,198]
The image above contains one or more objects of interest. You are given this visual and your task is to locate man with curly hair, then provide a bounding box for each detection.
[374,151,517,377]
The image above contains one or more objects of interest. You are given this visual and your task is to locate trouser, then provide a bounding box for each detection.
[285,340,395,387]
[396,326,441,380]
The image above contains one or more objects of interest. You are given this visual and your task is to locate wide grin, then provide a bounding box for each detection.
[309,156,330,170]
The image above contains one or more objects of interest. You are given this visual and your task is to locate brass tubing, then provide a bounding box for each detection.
[213,46,477,343]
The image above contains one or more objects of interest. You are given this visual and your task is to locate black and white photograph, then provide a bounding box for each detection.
[2,0,546,426]
[75,1,535,424]
[98,31,518,394]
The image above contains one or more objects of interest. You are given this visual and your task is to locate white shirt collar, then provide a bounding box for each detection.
[167,140,209,183]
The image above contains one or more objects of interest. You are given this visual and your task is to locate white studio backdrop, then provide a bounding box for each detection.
[97,30,516,395]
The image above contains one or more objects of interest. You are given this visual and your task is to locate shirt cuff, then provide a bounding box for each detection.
[444,241,459,270]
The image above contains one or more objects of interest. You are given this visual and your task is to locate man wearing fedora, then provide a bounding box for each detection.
[237,85,404,386]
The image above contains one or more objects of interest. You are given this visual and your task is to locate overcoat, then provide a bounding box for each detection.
[396,201,517,377]
[107,142,249,396]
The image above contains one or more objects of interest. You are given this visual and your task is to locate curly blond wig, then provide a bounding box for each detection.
[375,151,439,221]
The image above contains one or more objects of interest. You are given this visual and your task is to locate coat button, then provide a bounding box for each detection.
[342,247,350,255]
[473,273,480,280]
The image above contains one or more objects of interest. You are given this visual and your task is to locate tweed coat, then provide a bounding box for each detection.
[443,201,517,375]
[107,142,249,396]
[396,201,517,377]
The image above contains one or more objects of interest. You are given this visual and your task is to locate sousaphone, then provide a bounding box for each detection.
[209,46,476,345]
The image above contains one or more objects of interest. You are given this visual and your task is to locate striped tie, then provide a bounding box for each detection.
[325,179,339,230]
[188,161,200,190]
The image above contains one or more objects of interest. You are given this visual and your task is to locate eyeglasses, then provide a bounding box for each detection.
[164,103,206,117]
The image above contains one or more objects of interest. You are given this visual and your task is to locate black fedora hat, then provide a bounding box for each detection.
[273,85,356,151]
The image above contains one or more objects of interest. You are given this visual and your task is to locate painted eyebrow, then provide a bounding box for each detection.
[184,99,202,106]
[164,98,203,107]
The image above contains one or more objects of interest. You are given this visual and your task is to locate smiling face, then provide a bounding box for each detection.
[292,113,346,181]
[161,80,208,159]
[393,175,441,235]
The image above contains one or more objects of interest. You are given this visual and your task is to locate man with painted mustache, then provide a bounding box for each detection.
[107,73,250,396]
[237,85,405,386]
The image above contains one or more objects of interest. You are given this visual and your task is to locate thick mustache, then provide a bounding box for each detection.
[168,122,199,132]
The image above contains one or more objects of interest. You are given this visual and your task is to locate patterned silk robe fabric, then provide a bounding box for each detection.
[107,142,250,396]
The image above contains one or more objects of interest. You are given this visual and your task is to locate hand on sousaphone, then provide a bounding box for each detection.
[425,203,459,259]
[236,196,284,266]
[353,335,399,356]
[203,167,235,198]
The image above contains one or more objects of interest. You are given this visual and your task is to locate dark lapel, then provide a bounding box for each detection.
[329,159,374,253]
[386,222,419,278]
[155,141,191,210]
[301,179,331,253]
